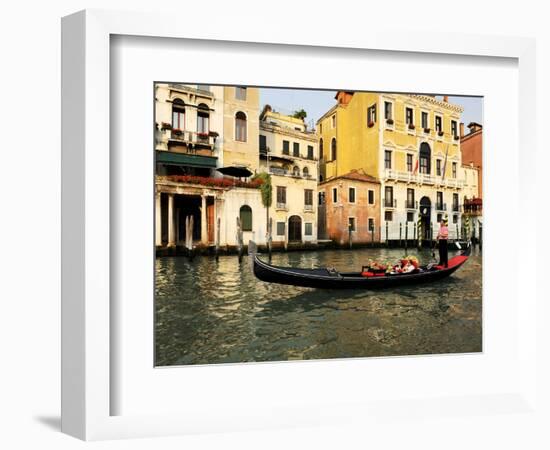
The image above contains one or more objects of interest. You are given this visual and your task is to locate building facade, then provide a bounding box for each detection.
[319,170,381,245]
[317,92,465,241]
[259,107,319,246]
[154,83,266,250]
[460,122,483,238]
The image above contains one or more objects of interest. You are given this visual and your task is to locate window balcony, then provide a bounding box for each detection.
[436,202,447,212]
[384,198,397,208]
[167,129,217,149]
[452,204,461,212]
[276,202,288,211]
[405,200,418,210]
[304,204,314,211]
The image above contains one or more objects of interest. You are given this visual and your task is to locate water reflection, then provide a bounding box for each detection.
[155,247,482,366]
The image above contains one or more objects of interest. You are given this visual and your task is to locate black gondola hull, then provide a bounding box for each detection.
[253,246,470,289]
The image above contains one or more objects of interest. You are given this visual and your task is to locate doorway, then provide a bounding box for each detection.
[288,215,302,242]
[419,196,432,240]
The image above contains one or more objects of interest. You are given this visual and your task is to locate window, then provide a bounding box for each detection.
[420,155,429,174]
[197,104,210,134]
[421,111,428,129]
[319,139,323,160]
[349,187,356,203]
[452,162,457,178]
[368,218,375,231]
[451,120,458,137]
[331,114,336,128]
[437,191,443,210]
[235,86,247,100]
[435,115,442,133]
[348,217,356,232]
[293,142,300,157]
[406,107,414,125]
[453,193,459,211]
[276,222,286,236]
[407,188,415,209]
[282,140,290,155]
[367,104,377,125]
[453,214,458,224]
[384,186,394,207]
[259,135,267,152]
[368,190,375,205]
[303,167,310,178]
[171,98,185,130]
[384,211,393,222]
[239,205,252,231]
[305,223,313,236]
[437,213,442,223]
[235,111,247,142]
[419,143,431,174]
[304,189,313,206]
[407,212,414,222]
[331,138,337,160]
[276,186,287,206]
[332,187,338,203]
[292,166,300,176]
[307,145,314,159]
[407,154,413,172]
[319,123,322,133]
[384,150,392,169]
[436,159,442,176]
[318,192,325,205]
[384,101,393,120]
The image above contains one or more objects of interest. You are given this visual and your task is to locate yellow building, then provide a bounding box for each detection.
[259,106,318,245]
[222,86,260,171]
[317,92,464,240]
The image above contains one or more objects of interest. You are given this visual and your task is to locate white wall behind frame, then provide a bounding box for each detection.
[111,34,519,417]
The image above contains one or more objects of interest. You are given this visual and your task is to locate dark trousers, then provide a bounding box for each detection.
[438,239,448,267]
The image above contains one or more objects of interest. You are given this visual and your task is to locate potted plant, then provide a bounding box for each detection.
[408,123,415,130]
[367,120,375,128]
[453,134,459,140]
[172,128,183,136]
[438,130,444,137]
[197,131,209,139]
[386,118,394,125]
[161,122,172,130]
[424,127,431,133]
[208,131,219,138]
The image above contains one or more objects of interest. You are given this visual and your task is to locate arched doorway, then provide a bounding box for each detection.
[288,215,302,242]
[419,142,431,174]
[419,196,432,240]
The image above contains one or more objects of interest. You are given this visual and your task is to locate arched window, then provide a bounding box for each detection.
[331,138,337,160]
[239,205,252,231]
[172,98,185,130]
[293,166,300,177]
[235,111,247,142]
[303,167,309,178]
[419,142,431,174]
[197,103,210,134]
[319,138,324,160]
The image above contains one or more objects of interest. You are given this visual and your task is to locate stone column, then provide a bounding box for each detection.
[167,193,175,247]
[155,192,162,246]
[200,195,207,244]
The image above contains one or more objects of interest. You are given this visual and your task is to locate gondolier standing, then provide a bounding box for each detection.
[437,217,449,268]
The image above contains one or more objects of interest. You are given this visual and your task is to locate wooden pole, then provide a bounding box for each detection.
[405,222,408,254]
[385,221,389,246]
[349,222,352,249]
[417,218,422,250]
[237,217,243,263]
[215,217,220,261]
[399,222,402,248]
[268,217,273,262]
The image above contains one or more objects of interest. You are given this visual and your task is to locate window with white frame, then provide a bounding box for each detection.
[349,187,356,203]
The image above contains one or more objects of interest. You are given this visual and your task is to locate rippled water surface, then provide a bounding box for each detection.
[155,247,482,366]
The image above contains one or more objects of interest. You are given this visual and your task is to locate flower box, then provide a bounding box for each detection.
[453,134,460,140]
[208,131,219,138]
[386,118,394,125]
[367,120,375,128]
[408,123,415,130]
[197,132,209,138]
[438,130,444,137]
[161,122,172,130]
[424,127,431,133]
[172,128,183,136]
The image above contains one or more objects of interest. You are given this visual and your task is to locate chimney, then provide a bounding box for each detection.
[460,122,464,138]
[443,95,449,102]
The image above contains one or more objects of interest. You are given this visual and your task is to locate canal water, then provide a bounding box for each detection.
[155,247,482,366]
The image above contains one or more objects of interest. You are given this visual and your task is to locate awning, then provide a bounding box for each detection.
[156,150,217,168]
[216,166,253,178]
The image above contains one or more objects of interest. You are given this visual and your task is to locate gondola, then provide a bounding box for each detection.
[253,244,471,289]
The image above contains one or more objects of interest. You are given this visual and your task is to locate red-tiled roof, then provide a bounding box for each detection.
[322,169,380,184]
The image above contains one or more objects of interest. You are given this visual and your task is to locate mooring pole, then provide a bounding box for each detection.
[215,217,220,261]
[237,217,243,263]
[417,218,422,250]
[430,222,433,249]
[405,222,408,254]
[268,217,273,262]
[385,221,389,247]
[349,222,353,249]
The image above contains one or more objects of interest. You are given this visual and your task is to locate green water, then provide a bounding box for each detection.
[155,247,482,366]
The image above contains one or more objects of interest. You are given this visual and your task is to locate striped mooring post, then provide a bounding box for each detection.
[464,216,470,241]
[417,218,422,249]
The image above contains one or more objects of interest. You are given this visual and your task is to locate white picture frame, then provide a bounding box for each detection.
[61,9,540,442]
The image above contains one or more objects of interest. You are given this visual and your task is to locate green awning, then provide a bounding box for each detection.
[156,151,217,168]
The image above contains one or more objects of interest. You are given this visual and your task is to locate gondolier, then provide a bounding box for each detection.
[437,216,449,268]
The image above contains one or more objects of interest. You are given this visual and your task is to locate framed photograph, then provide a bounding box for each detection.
[62,9,538,442]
